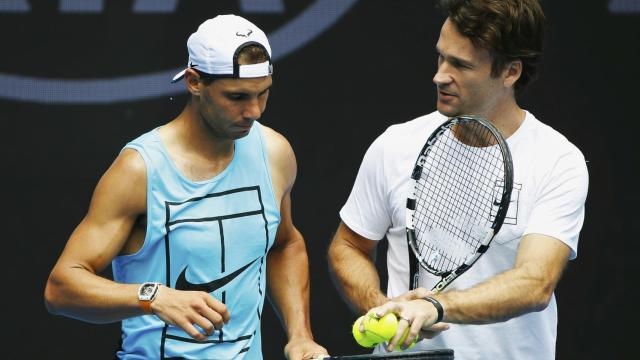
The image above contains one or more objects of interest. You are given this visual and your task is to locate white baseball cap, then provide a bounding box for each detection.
[171,14,273,83]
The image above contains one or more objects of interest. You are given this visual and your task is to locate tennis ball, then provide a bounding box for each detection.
[363,313,398,343]
[394,327,418,351]
[352,316,377,348]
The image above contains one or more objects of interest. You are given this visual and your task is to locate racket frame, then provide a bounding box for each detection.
[405,115,513,292]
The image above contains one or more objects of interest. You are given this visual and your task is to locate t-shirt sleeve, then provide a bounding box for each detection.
[524,148,589,259]
[339,133,391,241]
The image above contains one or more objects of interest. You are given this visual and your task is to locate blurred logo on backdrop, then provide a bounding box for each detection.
[609,0,640,14]
[0,0,358,104]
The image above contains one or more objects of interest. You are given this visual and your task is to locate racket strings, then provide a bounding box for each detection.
[413,121,505,274]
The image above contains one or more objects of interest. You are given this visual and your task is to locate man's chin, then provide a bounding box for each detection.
[436,106,461,118]
[228,125,253,139]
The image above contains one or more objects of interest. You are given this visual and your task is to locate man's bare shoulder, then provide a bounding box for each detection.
[115,148,147,176]
[105,148,147,185]
[260,124,293,153]
[89,148,147,215]
[259,124,296,192]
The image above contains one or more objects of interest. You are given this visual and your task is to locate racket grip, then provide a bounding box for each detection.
[412,272,420,290]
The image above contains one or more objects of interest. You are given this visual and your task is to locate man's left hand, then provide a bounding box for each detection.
[284,337,329,360]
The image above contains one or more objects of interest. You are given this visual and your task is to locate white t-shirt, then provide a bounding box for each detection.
[340,111,589,360]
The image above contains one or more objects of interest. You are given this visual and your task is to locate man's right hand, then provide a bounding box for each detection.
[391,287,433,302]
[150,286,231,341]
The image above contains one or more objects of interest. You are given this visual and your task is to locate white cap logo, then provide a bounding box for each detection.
[236,29,253,37]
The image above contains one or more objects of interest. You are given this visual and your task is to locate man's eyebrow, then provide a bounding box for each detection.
[224,85,272,95]
[436,48,474,67]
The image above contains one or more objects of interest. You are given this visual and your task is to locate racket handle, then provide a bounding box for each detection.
[412,272,420,290]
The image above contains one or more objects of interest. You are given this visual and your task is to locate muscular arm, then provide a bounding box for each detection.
[373,233,571,327]
[371,233,570,350]
[263,126,326,358]
[328,222,388,314]
[267,192,313,340]
[45,148,229,340]
[435,233,571,324]
[44,149,148,323]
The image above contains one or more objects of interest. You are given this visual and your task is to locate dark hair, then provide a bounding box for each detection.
[439,0,544,92]
[236,44,270,65]
[198,44,270,85]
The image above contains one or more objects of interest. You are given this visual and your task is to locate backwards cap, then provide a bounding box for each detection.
[171,14,273,83]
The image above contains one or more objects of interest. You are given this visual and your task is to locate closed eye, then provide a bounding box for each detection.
[226,93,249,101]
[450,58,472,69]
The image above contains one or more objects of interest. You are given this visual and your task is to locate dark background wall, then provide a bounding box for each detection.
[1,0,637,358]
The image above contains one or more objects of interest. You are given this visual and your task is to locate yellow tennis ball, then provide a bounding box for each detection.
[394,327,418,351]
[363,313,398,343]
[352,316,377,348]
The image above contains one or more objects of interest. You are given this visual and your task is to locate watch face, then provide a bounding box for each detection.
[139,283,158,301]
[141,285,154,296]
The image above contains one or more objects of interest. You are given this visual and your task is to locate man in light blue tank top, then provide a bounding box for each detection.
[45,14,328,360]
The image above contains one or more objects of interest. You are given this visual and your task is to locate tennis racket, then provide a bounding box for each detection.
[406,115,513,292]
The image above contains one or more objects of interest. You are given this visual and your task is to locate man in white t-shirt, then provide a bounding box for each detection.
[328,1,589,359]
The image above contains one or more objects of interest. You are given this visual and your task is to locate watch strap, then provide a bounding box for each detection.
[140,298,153,314]
[423,296,444,323]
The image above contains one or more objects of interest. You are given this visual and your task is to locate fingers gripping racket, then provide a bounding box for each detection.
[406,115,513,292]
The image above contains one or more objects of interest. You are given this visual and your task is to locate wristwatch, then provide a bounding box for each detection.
[138,282,161,314]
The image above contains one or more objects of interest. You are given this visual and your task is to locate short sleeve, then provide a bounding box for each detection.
[524,149,589,259]
[339,133,392,241]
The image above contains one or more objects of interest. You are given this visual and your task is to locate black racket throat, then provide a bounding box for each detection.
[406,115,514,292]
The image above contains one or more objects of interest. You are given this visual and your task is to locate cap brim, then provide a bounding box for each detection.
[170,69,187,83]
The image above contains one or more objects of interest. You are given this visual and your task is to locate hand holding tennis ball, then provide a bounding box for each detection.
[352,315,376,348]
[352,313,417,350]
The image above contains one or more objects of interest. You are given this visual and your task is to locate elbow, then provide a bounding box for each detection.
[327,237,342,269]
[530,283,555,312]
[44,274,65,316]
[518,262,560,313]
[327,240,338,267]
[44,283,59,315]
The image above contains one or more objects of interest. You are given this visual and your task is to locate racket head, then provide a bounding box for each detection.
[406,115,513,279]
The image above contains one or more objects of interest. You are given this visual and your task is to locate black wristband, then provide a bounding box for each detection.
[423,297,444,323]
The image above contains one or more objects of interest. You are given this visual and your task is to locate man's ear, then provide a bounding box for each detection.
[503,59,522,88]
[185,69,202,96]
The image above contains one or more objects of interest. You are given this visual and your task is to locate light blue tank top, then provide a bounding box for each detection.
[112,122,280,359]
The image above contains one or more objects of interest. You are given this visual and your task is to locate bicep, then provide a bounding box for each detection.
[272,190,301,249]
[54,149,146,274]
[331,221,379,259]
[262,125,296,206]
[262,126,299,248]
[526,150,588,259]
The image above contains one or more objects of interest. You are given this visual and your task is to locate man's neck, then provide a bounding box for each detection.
[171,103,235,161]
[156,104,236,182]
[482,96,525,139]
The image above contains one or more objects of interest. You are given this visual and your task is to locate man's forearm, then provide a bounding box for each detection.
[328,236,387,314]
[267,237,314,340]
[435,262,555,324]
[45,266,143,323]
[433,234,570,324]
